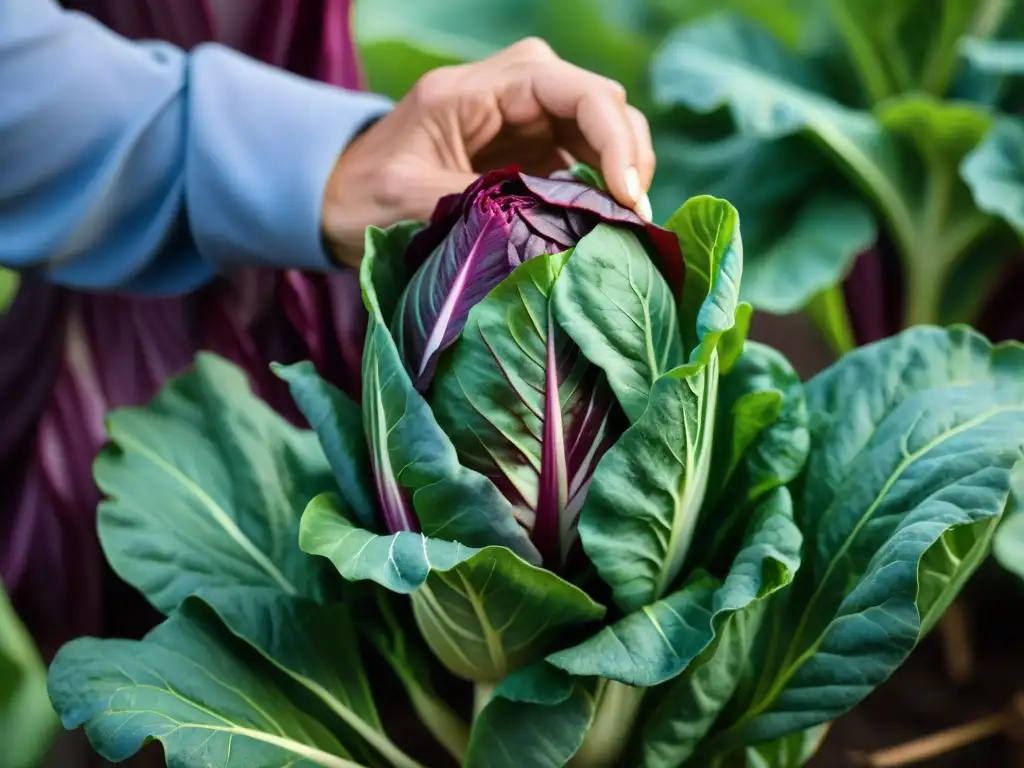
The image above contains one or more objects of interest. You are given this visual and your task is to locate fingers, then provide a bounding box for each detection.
[492,39,655,213]
[627,105,656,191]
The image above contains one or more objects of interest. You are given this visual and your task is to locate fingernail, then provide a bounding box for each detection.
[624,167,641,205]
[636,192,653,222]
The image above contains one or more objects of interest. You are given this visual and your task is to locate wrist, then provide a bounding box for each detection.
[321,114,389,268]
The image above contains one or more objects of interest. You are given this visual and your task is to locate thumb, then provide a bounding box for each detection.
[399,169,479,221]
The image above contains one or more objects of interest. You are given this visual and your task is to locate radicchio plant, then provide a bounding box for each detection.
[385,167,684,568]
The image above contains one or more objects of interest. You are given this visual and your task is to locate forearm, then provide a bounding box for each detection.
[0,0,391,295]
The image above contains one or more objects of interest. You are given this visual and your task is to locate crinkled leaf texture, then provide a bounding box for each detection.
[575,197,743,612]
[95,353,337,615]
[299,494,605,683]
[431,251,624,569]
[47,589,405,768]
[705,326,1024,750]
[631,489,801,767]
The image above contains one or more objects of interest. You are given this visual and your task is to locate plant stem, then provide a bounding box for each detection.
[570,682,646,767]
[806,285,856,358]
[902,258,945,329]
[473,682,495,720]
[406,683,470,764]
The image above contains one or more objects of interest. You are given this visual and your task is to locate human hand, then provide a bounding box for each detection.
[321,37,655,267]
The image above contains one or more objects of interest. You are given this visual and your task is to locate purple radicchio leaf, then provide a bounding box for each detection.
[394,166,685,391]
[519,173,686,297]
[430,253,625,570]
[392,190,517,389]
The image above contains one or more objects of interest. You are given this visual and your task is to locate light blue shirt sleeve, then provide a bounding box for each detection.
[0,0,392,295]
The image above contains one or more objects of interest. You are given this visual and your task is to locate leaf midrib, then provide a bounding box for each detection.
[102,715,363,768]
[114,433,297,596]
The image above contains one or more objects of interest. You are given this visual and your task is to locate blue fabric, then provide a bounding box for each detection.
[0,0,391,295]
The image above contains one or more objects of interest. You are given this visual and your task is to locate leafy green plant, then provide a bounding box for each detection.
[47,169,1024,767]
[1,582,58,768]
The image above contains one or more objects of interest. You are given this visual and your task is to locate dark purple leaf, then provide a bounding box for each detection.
[393,200,516,389]
[520,173,687,296]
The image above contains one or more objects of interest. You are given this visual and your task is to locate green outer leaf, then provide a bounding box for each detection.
[273,362,377,528]
[714,326,1024,747]
[577,363,712,612]
[359,225,539,561]
[48,599,358,768]
[96,353,334,614]
[666,196,743,365]
[700,342,809,559]
[564,162,606,190]
[465,664,596,768]
[962,117,1024,237]
[719,302,753,374]
[635,489,802,766]
[0,268,18,313]
[551,487,800,688]
[300,494,604,683]
[577,197,745,612]
[745,726,829,768]
[195,589,424,768]
[1,583,57,768]
[552,224,684,423]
